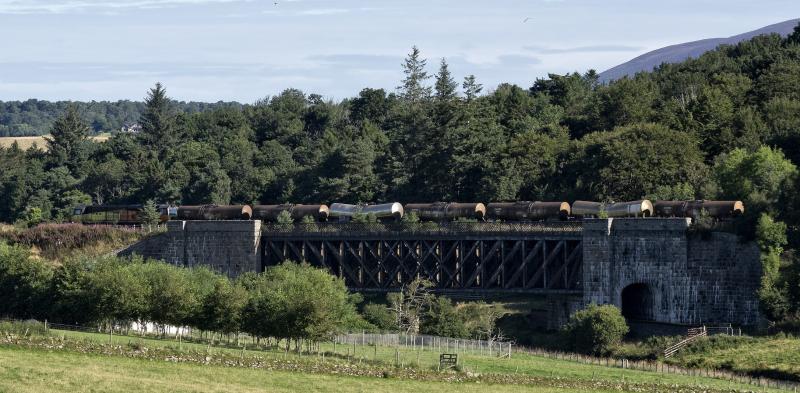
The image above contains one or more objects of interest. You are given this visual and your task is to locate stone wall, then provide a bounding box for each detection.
[119,220,261,278]
[582,218,761,326]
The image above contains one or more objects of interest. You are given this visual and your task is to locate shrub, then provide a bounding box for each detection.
[420,297,468,338]
[362,302,397,331]
[0,242,53,319]
[80,257,149,325]
[243,262,359,343]
[200,277,248,335]
[276,210,293,226]
[562,304,629,355]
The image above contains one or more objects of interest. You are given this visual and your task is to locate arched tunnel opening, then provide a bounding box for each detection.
[621,283,655,321]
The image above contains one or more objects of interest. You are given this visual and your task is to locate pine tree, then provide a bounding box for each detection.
[46,105,89,175]
[140,199,161,226]
[399,46,432,102]
[434,58,457,101]
[139,82,176,157]
[462,74,483,102]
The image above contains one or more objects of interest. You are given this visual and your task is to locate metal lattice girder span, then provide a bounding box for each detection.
[262,225,583,293]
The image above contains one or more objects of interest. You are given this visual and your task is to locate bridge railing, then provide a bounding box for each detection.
[261,221,583,235]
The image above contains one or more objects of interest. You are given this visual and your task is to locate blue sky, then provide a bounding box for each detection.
[0,0,798,102]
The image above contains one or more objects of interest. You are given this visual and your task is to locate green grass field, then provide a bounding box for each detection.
[669,335,800,381]
[42,328,784,392]
[0,135,109,150]
[0,346,612,393]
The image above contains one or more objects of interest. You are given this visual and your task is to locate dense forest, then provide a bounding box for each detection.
[0,100,242,136]
[2,25,800,326]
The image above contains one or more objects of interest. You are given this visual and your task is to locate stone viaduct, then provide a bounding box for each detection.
[121,218,761,328]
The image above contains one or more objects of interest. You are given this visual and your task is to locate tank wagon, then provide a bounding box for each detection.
[404,202,486,221]
[252,204,330,222]
[176,205,252,220]
[329,203,404,221]
[486,201,570,221]
[654,200,744,219]
[572,200,654,218]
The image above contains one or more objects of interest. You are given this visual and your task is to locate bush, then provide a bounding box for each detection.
[420,297,468,338]
[0,242,53,319]
[562,304,629,355]
[243,262,359,343]
[362,302,397,331]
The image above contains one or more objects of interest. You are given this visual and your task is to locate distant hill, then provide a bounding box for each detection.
[599,18,799,82]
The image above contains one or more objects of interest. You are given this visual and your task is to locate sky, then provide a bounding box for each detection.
[0,0,798,103]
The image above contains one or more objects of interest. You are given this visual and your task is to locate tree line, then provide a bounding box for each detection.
[0,242,360,344]
[1,25,800,327]
[0,241,504,343]
[0,100,241,137]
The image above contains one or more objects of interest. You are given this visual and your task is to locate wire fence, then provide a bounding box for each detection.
[2,318,799,391]
[84,223,168,233]
[514,346,800,392]
[335,330,800,392]
[334,332,513,357]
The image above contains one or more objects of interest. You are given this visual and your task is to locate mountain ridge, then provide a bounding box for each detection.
[599,18,800,82]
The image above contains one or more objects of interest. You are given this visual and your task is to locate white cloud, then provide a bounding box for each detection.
[297,8,348,15]
[0,0,251,14]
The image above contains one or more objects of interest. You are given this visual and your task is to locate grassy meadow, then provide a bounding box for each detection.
[23,328,783,392]
[668,334,800,381]
[0,346,623,393]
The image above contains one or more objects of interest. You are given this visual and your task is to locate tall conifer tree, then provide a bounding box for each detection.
[462,75,483,102]
[399,46,432,102]
[434,59,458,101]
[139,82,176,157]
[46,105,89,175]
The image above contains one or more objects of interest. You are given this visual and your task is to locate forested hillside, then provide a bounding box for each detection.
[0,100,242,136]
[2,25,800,326]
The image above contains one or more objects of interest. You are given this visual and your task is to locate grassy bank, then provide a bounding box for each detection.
[0,223,151,261]
[31,327,783,392]
[667,334,800,381]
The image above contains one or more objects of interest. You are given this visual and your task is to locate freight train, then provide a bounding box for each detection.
[71,200,744,225]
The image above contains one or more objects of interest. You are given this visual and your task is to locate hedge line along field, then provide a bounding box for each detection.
[41,328,782,392]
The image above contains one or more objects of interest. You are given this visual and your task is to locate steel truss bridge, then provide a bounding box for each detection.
[261,222,583,293]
